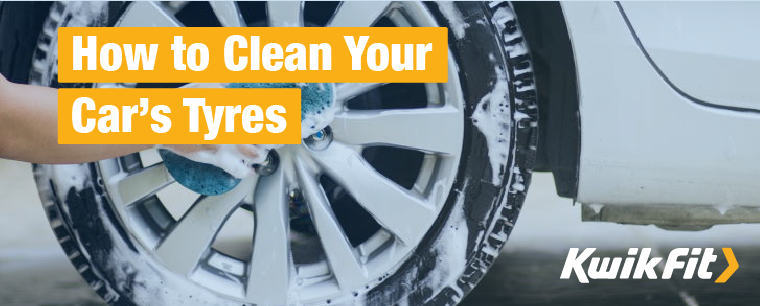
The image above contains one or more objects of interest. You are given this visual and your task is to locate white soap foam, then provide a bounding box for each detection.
[299,83,338,138]
[157,144,281,179]
[301,103,338,138]
[157,83,339,178]
[94,208,245,306]
[422,179,470,303]
[438,2,469,39]
[161,82,339,178]
[51,164,88,193]
[471,67,512,185]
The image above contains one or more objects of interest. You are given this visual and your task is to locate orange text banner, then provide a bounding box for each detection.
[58,27,448,83]
[58,88,301,144]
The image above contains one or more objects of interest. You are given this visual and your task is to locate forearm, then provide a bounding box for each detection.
[0,79,150,163]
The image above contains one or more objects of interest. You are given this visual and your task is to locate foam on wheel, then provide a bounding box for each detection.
[0,2,539,305]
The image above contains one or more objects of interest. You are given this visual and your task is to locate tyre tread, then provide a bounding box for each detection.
[420,2,538,305]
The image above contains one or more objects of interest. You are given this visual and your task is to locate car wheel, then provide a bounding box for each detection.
[11,1,537,305]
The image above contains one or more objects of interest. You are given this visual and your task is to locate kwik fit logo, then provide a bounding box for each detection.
[560,248,738,283]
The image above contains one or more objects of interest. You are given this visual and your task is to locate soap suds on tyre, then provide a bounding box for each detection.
[96,207,245,306]
[438,2,469,39]
[471,66,512,185]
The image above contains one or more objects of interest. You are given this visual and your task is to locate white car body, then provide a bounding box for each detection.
[560,2,760,223]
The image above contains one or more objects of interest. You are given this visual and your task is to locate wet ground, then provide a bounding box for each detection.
[2,246,759,306]
[461,248,760,306]
[1,159,758,306]
[1,247,759,306]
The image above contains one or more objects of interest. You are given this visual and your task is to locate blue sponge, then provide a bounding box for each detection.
[161,83,334,196]
[227,83,335,120]
[160,149,241,196]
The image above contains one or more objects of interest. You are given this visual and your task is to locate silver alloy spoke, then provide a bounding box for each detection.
[295,159,367,289]
[309,143,436,245]
[155,177,255,276]
[162,1,189,13]
[335,83,385,102]
[247,170,292,304]
[266,1,304,27]
[327,1,392,27]
[115,163,172,205]
[210,1,247,27]
[331,107,463,155]
[118,1,183,27]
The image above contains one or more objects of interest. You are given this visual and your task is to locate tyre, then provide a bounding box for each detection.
[9,2,537,305]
